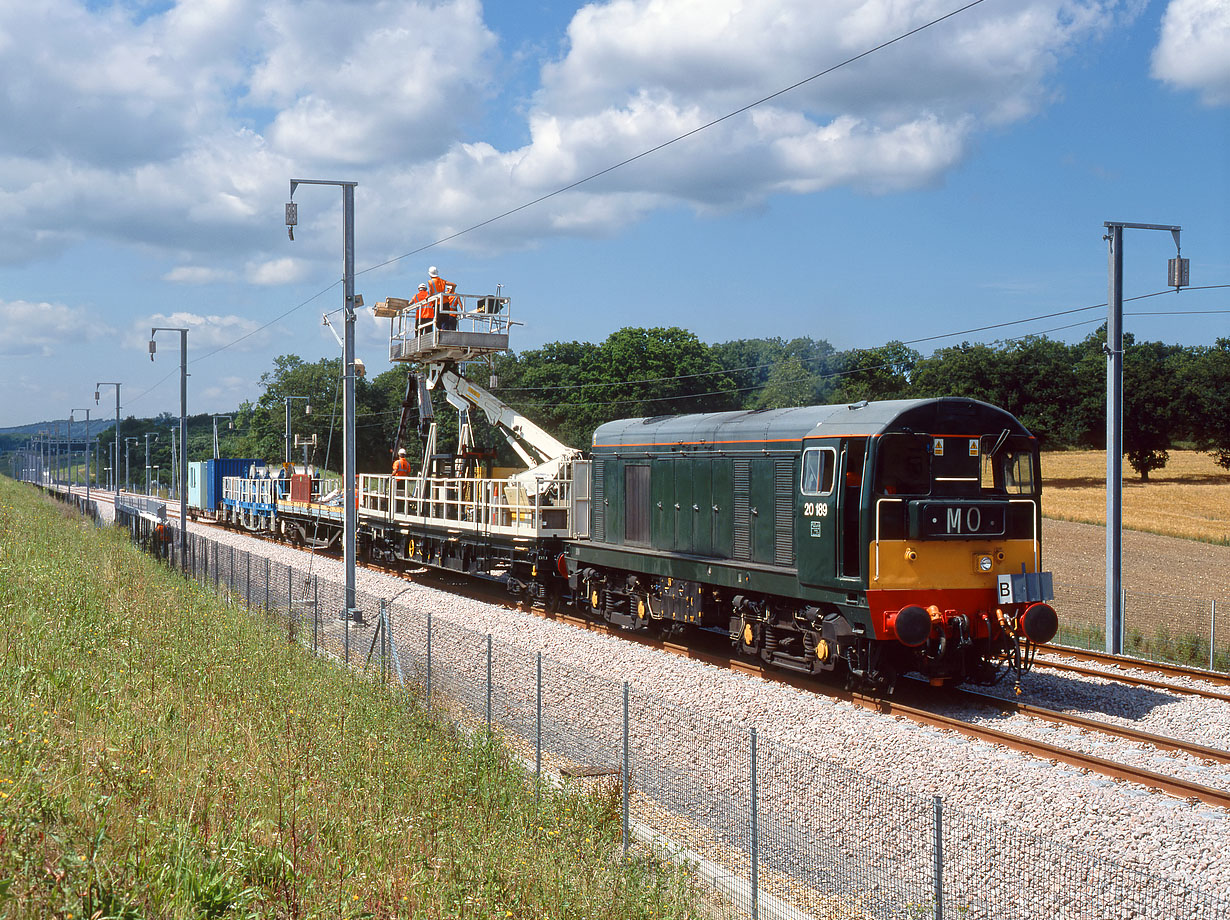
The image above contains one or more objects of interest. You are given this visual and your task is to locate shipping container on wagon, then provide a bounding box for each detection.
[190,458,266,516]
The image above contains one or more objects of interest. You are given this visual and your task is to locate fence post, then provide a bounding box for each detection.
[1212,600,1218,671]
[264,556,270,612]
[229,545,234,602]
[750,726,758,920]
[933,795,944,920]
[536,651,542,788]
[213,541,219,591]
[379,599,388,682]
[246,551,251,609]
[486,633,492,731]
[313,575,319,653]
[622,681,630,859]
[426,612,433,710]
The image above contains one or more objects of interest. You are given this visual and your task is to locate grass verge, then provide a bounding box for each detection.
[0,478,704,919]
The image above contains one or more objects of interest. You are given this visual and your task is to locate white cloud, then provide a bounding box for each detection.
[163,266,235,284]
[0,299,115,357]
[363,0,1129,252]
[139,311,268,351]
[0,0,1138,274]
[1152,0,1230,105]
[246,257,309,285]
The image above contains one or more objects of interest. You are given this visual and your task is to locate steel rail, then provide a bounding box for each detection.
[1038,644,1230,695]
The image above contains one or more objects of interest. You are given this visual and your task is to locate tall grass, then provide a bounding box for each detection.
[0,479,704,918]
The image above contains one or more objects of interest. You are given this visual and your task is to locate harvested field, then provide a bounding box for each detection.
[1041,449,1230,544]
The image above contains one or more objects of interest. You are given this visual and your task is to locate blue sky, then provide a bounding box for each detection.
[0,0,1226,429]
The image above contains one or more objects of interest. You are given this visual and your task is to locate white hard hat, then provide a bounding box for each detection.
[398,448,406,456]
[428,266,438,277]
[418,282,428,290]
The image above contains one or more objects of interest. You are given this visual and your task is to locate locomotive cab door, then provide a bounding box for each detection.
[796,438,843,588]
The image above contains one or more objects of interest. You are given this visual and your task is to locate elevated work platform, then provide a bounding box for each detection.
[377,290,512,365]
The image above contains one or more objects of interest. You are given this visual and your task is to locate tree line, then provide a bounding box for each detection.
[6,328,1226,482]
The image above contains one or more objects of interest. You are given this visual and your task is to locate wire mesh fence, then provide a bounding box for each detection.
[56,493,1230,918]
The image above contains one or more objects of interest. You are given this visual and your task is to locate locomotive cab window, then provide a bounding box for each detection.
[800,447,836,495]
[979,436,1038,495]
[874,433,931,496]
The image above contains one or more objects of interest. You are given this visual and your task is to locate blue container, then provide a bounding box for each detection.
[202,458,265,513]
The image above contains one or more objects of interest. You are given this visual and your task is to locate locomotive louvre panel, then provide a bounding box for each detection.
[592,458,605,542]
[774,458,795,566]
[624,463,651,546]
[733,459,751,561]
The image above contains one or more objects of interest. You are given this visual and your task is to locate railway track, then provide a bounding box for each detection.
[61,484,1230,808]
[1038,645,1230,700]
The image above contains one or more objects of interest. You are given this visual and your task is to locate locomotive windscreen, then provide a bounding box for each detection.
[874,431,1039,497]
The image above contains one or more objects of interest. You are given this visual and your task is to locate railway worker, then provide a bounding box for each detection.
[392,448,412,477]
[153,516,172,560]
[412,283,432,333]
[426,266,458,330]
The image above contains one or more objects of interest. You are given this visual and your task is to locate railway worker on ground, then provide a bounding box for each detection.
[426,266,458,330]
[412,282,431,334]
[392,448,412,477]
[153,515,172,560]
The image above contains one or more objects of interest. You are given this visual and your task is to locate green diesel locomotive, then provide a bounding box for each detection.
[567,397,1058,690]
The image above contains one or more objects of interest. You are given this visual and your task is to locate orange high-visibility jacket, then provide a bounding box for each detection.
[392,458,412,477]
[412,289,433,321]
[427,275,457,311]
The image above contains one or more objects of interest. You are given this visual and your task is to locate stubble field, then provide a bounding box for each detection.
[1039,450,1230,658]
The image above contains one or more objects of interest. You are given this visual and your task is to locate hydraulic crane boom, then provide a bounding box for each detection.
[430,368,580,492]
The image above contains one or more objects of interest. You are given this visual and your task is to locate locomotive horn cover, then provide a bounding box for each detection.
[1021,603,1058,645]
[892,605,932,647]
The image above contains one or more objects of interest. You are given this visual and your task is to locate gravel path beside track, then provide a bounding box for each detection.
[170,512,1230,903]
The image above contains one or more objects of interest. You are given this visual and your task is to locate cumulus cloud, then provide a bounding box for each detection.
[163,266,235,284]
[1152,0,1230,105]
[0,299,115,358]
[246,257,309,285]
[372,0,1129,251]
[0,0,1137,273]
[138,311,268,351]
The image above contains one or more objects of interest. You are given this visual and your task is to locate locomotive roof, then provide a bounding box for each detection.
[591,398,1030,450]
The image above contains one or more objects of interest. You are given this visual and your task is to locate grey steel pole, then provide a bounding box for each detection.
[178,330,187,569]
[486,634,492,731]
[1102,221,1182,656]
[1212,600,1218,671]
[426,612,433,710]
[750,726,758,920]
[84,410,90,509]
[342,182,358,625]
[151,327,189,571]
[96,383,121,508]
[1106,224,1124,656]
[287,178,358,623]
[933,796,944,920]
[284,397,292,465]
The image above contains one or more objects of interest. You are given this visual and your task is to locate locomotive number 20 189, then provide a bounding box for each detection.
[803,502,829,517]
